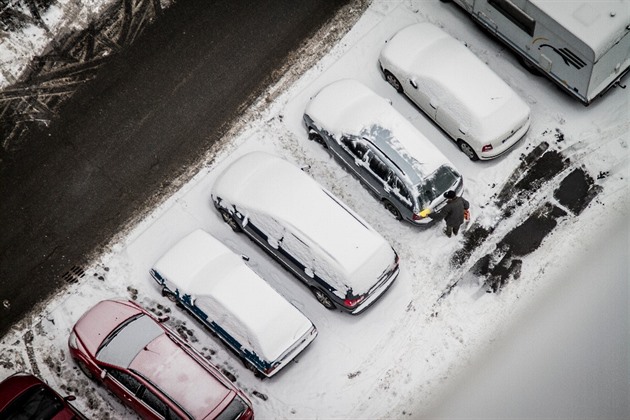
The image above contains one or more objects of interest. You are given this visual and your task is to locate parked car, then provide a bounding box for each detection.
[303,78,464,224]
[378,22,531,160]
[150,229,318,378]
[68,299,254,420]
[0,372,87,419]
[211,151,400,314]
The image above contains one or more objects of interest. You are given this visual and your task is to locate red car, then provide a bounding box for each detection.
[68,299,254,420]
[0,372,86,419]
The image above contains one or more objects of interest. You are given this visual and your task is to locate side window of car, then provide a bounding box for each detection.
[341,137,368,161]
[368,154,390,182]
[388,176,413,208]
[138,387,181,420]
[109,369,142,395]
[246,211,285,249]
[279,231,313,276]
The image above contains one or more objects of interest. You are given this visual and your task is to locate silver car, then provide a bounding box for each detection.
[303,78,463,225]
[379,22,531,161]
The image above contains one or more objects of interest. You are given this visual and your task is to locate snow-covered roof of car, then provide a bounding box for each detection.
[211,152,396,295]
[129,332,233,419]
[153,229,314,362]
[531,0,630,61]
[305,78,452,185]
[379,23,530,139]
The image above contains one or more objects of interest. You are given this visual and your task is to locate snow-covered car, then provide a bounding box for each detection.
[0,372,87,419]
[68,299,254,420]
[211,151,400,314]
[303,78,464,224]
[150,229,318,378]
[378,22,531,161]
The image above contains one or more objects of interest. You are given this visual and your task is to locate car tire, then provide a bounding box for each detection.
[383,70,403,93]
[519,56,541,76]
[458,140,479,161]
[383,199,402,220]
[219,209,242,232]
[162,288,181,306]
[244,360,265,379]
[162,288,177,302]
[308,129,328,149]
[77,360,94,380]
[311,287,336,310]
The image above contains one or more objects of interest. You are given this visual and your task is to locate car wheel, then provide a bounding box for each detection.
[311,287,336,310]
[219,209,242,232]
[383,200,402,220]
[162,288,178,303]
[308,129,328,149]
[458,140,479,161]
[244,360,265,379]
[77,360,94,380]
[384,70,403,93]
[519,56,541,76]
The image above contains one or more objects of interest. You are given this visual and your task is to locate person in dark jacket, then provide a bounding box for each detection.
[426,190,470,237]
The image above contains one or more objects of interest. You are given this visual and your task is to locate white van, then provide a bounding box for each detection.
[150,229,317,378]
[379,22,531,161]
[211,151,400,314]
[446,0,630,105]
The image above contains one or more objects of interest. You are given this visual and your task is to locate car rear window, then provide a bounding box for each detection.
[0,385,64,420]
[416,165,461,206]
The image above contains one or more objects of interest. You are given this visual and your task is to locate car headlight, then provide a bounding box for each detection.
[68,331,78,349]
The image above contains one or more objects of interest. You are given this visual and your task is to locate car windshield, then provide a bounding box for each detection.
[416,165,460,207]
[96,314,163,368]
[1,385,64,420]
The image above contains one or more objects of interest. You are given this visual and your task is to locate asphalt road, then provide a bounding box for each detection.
[0,0,350,336]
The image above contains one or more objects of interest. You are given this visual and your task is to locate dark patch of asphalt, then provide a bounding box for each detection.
[0,0,351,336]
[447,136,601,296]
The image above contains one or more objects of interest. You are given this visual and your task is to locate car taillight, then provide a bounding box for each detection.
[344,296,365,308]
[412,213,421,220]
[482,144,493,152]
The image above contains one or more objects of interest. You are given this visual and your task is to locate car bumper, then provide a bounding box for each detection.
[479,117,531,160]
[265,326,318,377]
[349,265,400,315]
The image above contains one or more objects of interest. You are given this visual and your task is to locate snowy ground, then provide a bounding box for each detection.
[1,1,628,419]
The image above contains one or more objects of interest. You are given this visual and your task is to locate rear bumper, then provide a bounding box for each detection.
[479,117,530,160]
[349,265,400,315]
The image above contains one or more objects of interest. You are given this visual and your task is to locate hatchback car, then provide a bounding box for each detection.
[0,372,86,419]
[379,22,531,160]
[150,229,318,378]
[211,151,400,314]
[68,299,254,420]
[304,79,463,224]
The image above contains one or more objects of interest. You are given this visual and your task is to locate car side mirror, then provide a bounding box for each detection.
[241,254,250,261]
[409,79,418,89]
[100,370,107,380]
[64,395,77,402]
[157,314,170,323]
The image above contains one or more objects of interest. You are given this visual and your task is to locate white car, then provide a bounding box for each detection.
[379,22,531,161]
[211,151,400,314]
[150,229,317,378]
